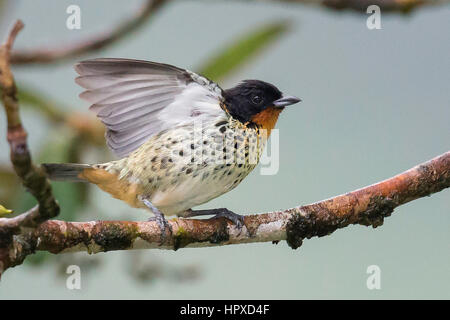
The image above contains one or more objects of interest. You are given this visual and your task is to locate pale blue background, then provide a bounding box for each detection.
[0,0,449,299]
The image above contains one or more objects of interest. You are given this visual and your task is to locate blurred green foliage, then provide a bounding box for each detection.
[198,21,290,81]
[17,85,67,122]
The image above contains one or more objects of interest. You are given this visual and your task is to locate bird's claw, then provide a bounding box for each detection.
[210,209,245,230]
[148,214,172,244]
[140,196,172,244]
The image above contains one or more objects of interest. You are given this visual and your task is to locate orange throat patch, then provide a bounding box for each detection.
[250,106,283,135]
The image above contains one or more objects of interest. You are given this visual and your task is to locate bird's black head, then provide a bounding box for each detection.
[223,80,301,128]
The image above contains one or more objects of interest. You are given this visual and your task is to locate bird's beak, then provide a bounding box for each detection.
[273,95,301,108]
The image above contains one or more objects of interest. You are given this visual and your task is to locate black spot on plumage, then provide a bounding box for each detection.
[186,168,192,174]
[219,126,226,133]
[215,120,228,127]
[160,157,168,169]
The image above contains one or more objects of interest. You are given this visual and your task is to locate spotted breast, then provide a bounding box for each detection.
[86,116,269,216]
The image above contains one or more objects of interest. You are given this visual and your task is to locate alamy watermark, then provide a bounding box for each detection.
[366,265,381,290]
[66,5,81,30]
[367,5,381,30]
[66,265,81,290]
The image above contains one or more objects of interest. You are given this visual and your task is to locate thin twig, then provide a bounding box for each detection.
[266,0,449,13]
[0,20,59,223]
[10,0,168,65]
[0,20,60,277]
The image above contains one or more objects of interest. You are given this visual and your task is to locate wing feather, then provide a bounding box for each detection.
[75,58,227,158]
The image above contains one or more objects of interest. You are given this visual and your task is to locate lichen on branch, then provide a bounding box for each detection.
[1,151,448,275]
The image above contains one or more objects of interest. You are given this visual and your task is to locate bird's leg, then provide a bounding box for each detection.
[182,208,245,229]
[139,196,172,243]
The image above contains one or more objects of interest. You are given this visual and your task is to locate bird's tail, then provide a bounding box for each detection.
[42,163,92,182]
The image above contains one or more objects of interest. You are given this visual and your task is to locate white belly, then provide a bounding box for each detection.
[150,162,255,216]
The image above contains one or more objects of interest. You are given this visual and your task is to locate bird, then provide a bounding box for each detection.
[42,58,301,237]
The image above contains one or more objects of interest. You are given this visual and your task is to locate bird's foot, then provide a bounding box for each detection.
[140,196,172,244]
[183,208,245,230]
[147,214,172,243]
[210,208,245,229]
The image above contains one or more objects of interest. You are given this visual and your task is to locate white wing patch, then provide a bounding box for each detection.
[75,58,226,158]
[158,83,224,128]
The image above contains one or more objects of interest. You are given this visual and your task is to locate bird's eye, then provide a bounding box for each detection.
[251,95,262,105]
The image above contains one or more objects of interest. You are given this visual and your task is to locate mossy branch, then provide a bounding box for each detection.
[0,21,60,278]
[1,151,448,277]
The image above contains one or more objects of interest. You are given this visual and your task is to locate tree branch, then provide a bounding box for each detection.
[0,20,60,278]
[270,0,450,13]
[0,20,59,223]
[10,0,168,65]
[1,151,448,277]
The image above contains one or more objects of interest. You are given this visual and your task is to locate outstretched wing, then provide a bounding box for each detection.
[75,58,226,158]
